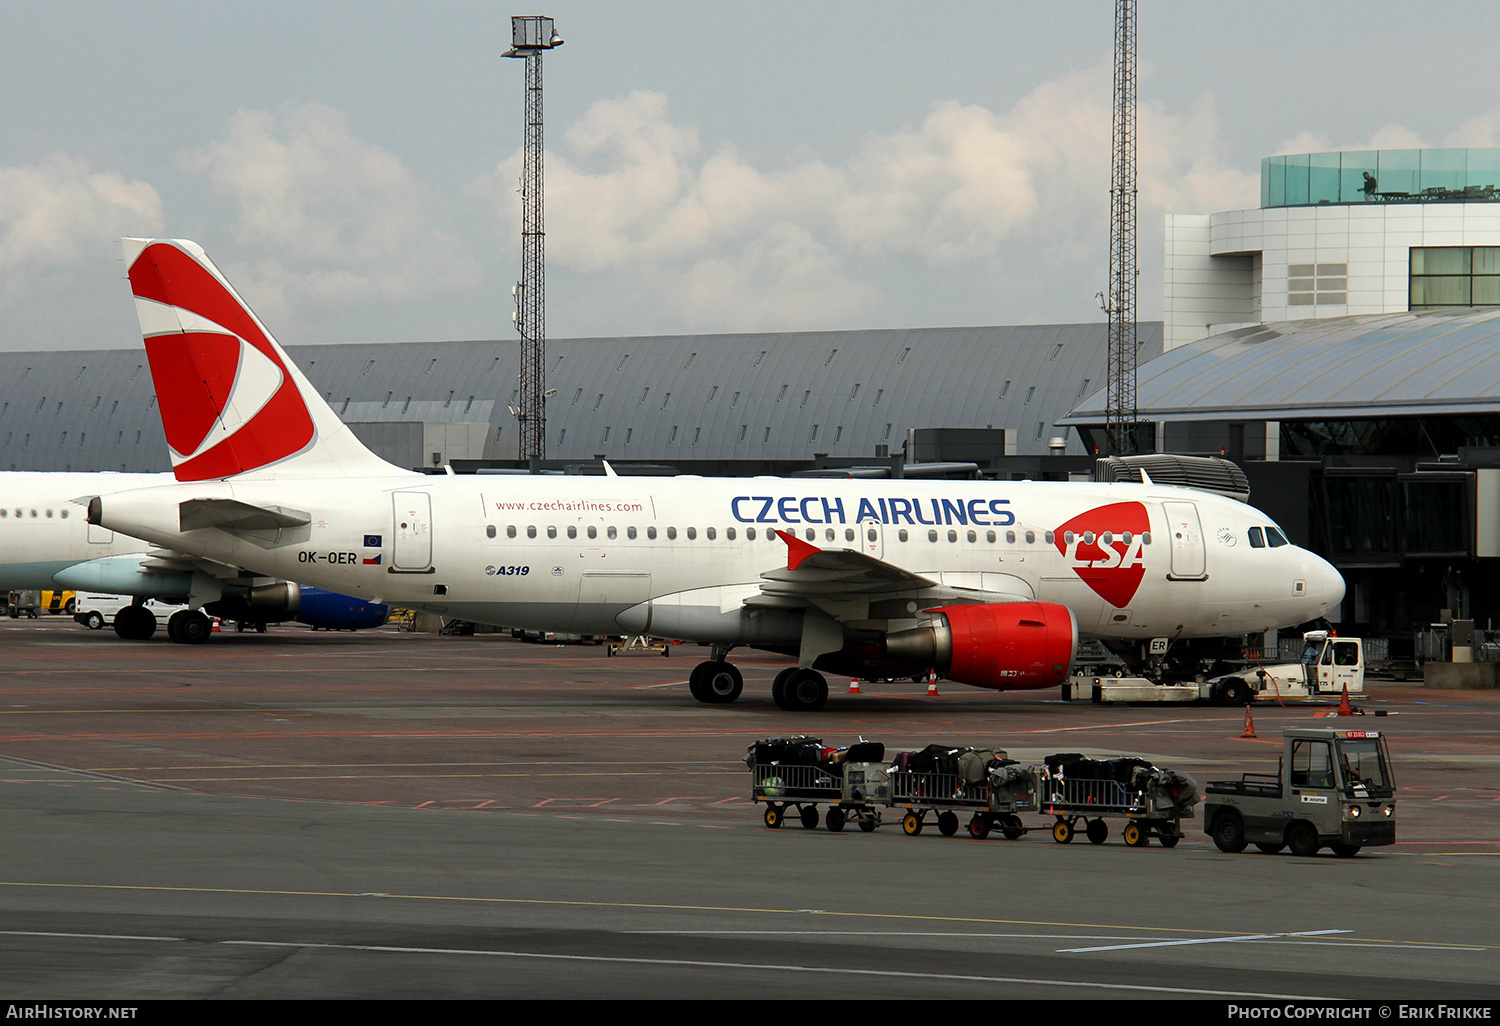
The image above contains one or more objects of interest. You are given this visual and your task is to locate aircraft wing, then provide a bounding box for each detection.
[747,530,1029,625]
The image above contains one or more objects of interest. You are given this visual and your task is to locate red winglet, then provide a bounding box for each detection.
[776,529,820,570]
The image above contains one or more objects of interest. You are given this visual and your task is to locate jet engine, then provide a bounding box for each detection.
[881,601,1078,691]
[205,584,388,630]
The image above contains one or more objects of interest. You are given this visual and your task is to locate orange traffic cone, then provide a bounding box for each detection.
[1337,684,1354,716]
[847,678,862,694]
[926,670,940,697]
[211,618,221,633]
[1240,706,1257,738]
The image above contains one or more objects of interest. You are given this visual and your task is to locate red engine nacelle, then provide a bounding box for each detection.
[882,601,1078,691]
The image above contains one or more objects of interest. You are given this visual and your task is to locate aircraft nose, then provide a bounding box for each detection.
[1309,553,1345,616]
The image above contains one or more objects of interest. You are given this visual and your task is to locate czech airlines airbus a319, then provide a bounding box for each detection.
[85,238,1344,710]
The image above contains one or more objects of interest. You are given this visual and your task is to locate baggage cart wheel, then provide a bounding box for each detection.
[858,815,878,833]
[1287,823,1320,858]
[799,806,819,829]
[1156,828,1181,849]
[937,811,959,837]
[1085,819,1108,845]
[1052,818,1074,844]
[764,806,783,829]
[1123,822,1149,847]
[902,812,923,836]
[968,815,991,840]
[1001,814,1025,840]
[825,806,846,832]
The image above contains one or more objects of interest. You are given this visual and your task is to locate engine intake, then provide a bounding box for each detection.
[882,601,1078,691]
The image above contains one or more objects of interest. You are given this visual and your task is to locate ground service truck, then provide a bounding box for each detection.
[1202,727,1396,857]
[1065,631,1365,705]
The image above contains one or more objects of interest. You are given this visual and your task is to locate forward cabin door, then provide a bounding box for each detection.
[392,491,433,571]
[1161,500,1207,581]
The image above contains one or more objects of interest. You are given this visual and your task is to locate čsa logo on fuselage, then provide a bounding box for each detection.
[1052,501,1150,608]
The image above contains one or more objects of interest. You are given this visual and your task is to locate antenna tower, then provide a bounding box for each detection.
[1104,0,1139,455]
[505,16,563,461]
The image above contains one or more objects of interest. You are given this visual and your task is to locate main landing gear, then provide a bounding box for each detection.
[771,667,828,712]
[688,659,743,704]
[687,651,830,711]
[166,609,213,645]
[113,604,157,641]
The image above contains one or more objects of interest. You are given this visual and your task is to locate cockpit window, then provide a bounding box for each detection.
[1266,526,1289,547]
[1248,527,1265,548]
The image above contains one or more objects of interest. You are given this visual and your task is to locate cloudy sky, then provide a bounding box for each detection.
[4,1,1500,351]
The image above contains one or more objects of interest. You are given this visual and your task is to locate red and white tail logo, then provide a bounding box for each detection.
[1053,501,1151,608]
[123,239,405,482]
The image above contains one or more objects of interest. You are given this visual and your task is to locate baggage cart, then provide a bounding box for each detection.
[888,760,1038,839]
[750,761,883,832]
[1038,764,1196,847]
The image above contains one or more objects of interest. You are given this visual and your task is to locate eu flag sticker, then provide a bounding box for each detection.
[364,534,382,548]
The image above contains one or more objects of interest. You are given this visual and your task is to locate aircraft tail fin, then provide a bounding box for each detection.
[122,238,411,482]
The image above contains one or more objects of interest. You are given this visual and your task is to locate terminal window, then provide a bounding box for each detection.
[1410,247,1500,309]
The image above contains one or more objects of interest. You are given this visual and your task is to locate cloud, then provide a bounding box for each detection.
[473,68,1260,332]
[181,101,481,317]
[0,154,162,273]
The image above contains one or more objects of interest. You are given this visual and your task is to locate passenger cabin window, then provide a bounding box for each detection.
[506,525,516,539]
[486,525,496,538]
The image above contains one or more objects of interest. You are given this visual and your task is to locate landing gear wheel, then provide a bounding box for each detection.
[763,806,783,829]
[902,812,923,837]
[1001,815,1025,840]
[1254,842,1286,854]
[112,605,157,641]
[1329,842,1362,858]
[167,609,212,645]
[1052,819,1074,844]
[968,815,991,840]
[937,811,959,837]
[1123,822,1149,847]
[1288,823,1321,858]
[1211,813,1248,853]
[825,807,846,832]
[1085,819,1109,845]
[84,611,104,630]
[781,669,828,712]
[799,806,819,829]
[689,660,743,704]
[770,667,797,710]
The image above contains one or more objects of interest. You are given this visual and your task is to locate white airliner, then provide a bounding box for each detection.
[0,471,387,641]
[84,238,1344,709]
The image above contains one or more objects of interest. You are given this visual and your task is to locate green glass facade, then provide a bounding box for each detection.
[1262,149,1500,207]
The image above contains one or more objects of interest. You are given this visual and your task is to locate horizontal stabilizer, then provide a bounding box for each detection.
[179,498,311,533]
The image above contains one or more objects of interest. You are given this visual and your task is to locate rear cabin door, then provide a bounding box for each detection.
[392,491,433,571]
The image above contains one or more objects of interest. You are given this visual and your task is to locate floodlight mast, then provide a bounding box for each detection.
[1104,0,1138,456]
[504,16,563,462]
